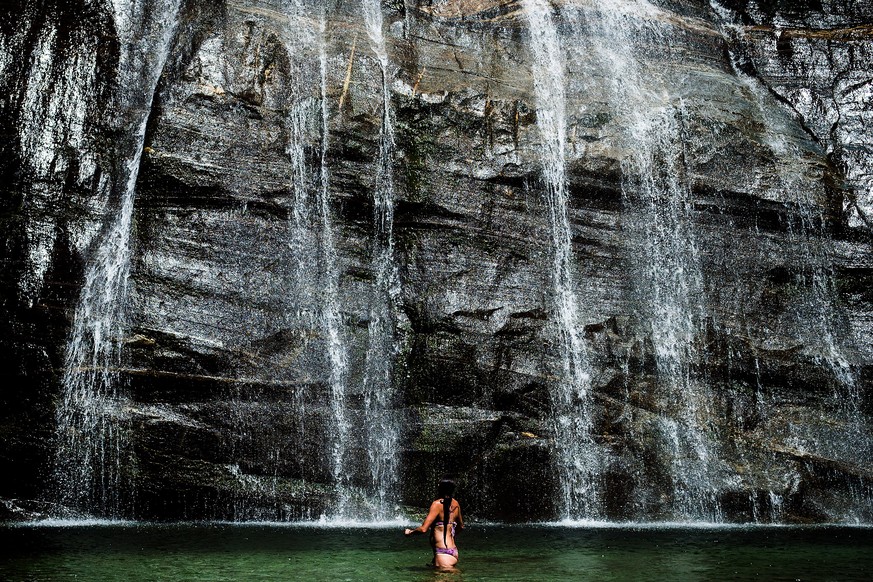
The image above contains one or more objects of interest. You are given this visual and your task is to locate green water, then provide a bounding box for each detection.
[1,524,871,581]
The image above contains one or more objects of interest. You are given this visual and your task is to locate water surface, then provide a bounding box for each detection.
[2,523,871,581]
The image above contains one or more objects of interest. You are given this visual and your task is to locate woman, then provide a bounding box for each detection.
[404,478,464,569]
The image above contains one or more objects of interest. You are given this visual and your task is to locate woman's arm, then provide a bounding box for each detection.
[456,504,464,530]
[404,501,441,535]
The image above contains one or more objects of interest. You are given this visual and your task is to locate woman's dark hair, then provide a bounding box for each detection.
[437,478,455,498]
[437,478,456,546]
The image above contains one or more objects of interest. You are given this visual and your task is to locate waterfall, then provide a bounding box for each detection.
[228,1,353,521]
[315,5,353,519]
[710,0,871,520]
[626,105,720,520]
[359,0,400,520]
[283,6,317,485]
[53,0,182,517]
[288,96,319,290]
[711,0,860,406]
[523,0,604,520]
[572,0,723,520]
[220,0,327,522]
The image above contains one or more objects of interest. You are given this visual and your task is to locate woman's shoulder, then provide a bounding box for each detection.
[434,498,461,510]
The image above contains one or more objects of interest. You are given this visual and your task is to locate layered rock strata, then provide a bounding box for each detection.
[0,0,871,522]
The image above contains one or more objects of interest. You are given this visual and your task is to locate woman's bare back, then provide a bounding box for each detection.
[432,498,462,549]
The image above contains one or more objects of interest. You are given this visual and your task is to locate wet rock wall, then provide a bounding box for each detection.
[1,0,871,522]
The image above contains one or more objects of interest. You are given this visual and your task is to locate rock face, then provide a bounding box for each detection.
[1,0,871,523]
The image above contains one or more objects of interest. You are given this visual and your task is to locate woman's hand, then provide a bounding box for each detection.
[404,528,414,536]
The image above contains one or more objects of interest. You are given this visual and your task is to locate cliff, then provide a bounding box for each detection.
[1,0,871,522]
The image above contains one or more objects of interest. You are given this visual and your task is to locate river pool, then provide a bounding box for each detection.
[1,523,871,581]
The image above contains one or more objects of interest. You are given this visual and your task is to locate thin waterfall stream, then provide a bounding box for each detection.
[360,0,400,520]
[711,0,862,408]
[710,0,872,518]
[573,0,723,520]
[53,0,182,517]
[523,0,604,520]
[316,6,353,521]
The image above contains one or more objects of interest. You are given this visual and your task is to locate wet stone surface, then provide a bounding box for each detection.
[1,0,872,522]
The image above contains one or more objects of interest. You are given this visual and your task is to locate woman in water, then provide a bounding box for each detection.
[404,478,464,570]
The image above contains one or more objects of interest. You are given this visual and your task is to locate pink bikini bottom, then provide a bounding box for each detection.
[435,547,458,558]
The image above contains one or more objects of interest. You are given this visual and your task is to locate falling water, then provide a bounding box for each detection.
[244,1,353,521]
[710,0,860,406]
[523,0,603,520]
[710,0,871,519]
[315,5,353,519]
[359,0,400,520]
[288,96,319,289]
[283,4,317,472]
[53,0,181,517]
[627,105,721,520]
[283,0,335,323]
[224,0,327,521]
[575,0,723,520]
